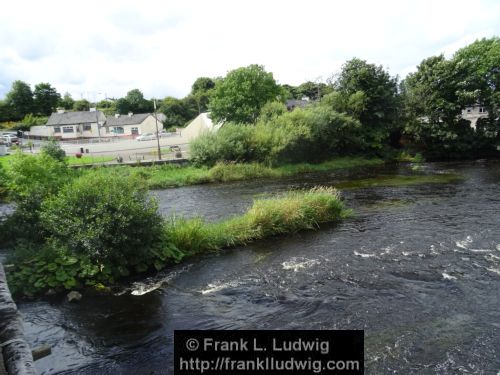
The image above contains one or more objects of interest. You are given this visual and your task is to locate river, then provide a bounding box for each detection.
[6,160,500,374]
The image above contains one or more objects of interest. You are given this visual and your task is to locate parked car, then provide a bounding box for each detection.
[2,135,19,146]
[2,131,18,137]
[136,133,157,141]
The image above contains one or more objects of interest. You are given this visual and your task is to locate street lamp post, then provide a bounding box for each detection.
[154,99,162,160]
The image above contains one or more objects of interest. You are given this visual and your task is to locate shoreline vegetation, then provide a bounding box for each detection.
[0,154,387,202]
[5,186,347,297]
[140,156,386,189]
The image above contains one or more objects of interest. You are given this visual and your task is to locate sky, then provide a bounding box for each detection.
[0,0,499,101]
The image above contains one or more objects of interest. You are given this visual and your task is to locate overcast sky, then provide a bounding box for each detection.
[1,0,499,101]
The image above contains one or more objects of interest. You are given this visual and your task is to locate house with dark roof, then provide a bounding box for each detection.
[28,110,163,139]
[286,97,310,111]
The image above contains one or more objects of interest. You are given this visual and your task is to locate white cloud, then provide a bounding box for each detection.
[0,0,499,99]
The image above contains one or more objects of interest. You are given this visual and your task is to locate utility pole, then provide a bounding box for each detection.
[154,99,161,160]
[95,108,101,143]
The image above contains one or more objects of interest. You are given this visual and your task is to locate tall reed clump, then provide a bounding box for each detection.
[165,186,349,255]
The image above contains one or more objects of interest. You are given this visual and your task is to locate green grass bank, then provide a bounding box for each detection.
[121,157,385,189]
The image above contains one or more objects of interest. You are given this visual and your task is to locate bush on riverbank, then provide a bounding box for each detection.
[40,172,164,265]
[0,153,74,244]
[6,186,347,297]
[190,104,365,167]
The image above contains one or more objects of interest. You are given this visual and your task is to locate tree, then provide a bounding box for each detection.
[5,80,33,120]
[59,92,75,110]
[190,77,215,114]
[209,64,283,124]
[115,89,153,114]
[402,38,500,158]
[296,81,332,101]
[33,83,61,116]
[452,37,500,118]
[96,99,117,116]
[159,96,198,128]
[73,99,90,111]
[331,58,399,150]
[0,100,14,122]
[281,84,298,99]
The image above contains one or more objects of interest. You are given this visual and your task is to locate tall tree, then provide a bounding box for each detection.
[190,77,215,113]
[331,58,399,150]
[73,99,90,111]
[159,96,198,128]
[33,83,61,115]
[59,92,75,110]
[296,81,332,101]
[5,80,33,120]
[123,89,153,114]
[209,64,283,123]
[403,37,500,158]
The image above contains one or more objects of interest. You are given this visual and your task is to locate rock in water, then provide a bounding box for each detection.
[67,291,82,302]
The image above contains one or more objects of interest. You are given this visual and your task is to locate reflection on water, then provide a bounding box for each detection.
[10,160,500,374]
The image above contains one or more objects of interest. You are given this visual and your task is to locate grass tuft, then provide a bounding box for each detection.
[165,186,348,255]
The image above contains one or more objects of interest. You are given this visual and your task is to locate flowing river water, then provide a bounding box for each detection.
[3,160,500,374]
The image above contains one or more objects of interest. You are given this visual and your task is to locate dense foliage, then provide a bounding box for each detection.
[209,64,283,124]
[402,37,500,159]
[40,172,164,265]
[191,102,364,166]
[40,139,66,162]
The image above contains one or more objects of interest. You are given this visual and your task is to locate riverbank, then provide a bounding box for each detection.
[115,157,386,189]
[6,187,348,297]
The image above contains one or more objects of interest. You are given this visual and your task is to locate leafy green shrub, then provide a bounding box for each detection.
[2,152,72,244]
[191,104,365,167]
[190,123,256,166]
[40,171,164,266]
[0,163,7,200]
[40,139,66,162]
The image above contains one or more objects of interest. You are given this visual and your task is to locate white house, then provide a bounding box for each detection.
[28,110,163,139]
[29,109,106,139]
[461,105,489,129]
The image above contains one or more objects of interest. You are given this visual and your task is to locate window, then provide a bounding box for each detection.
[53,127,61,133]
[83,124,92,131]
[466,108,472,113]
[63,126,74,133]
[479,107,486,113]
[131,127,139,135]
[113,127,124,134]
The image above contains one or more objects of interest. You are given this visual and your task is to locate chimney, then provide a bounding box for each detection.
[128,112,133,117]
[115,114,120,118]
[57,108,65,114]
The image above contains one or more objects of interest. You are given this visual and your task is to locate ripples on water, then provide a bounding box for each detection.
[6,160,500,374]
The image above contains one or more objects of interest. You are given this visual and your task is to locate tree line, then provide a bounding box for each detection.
[1,37,498,158]
[201,37,499,160]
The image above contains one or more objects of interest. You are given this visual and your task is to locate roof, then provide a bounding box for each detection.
[106,113,151,126]
[46,111,106,126]
[286,99,309,109]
